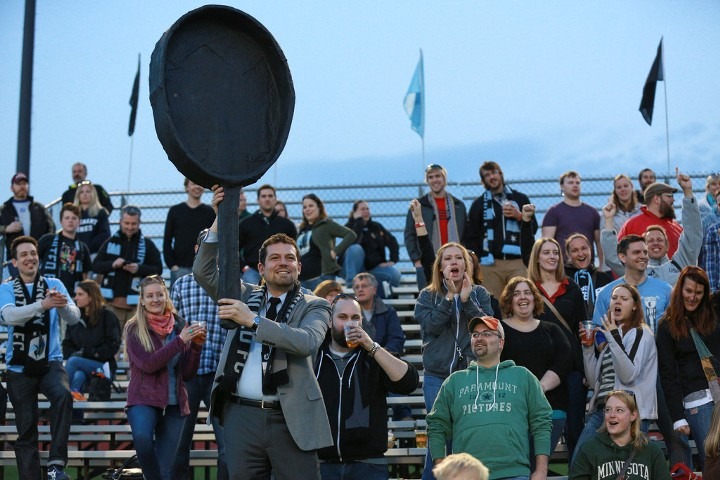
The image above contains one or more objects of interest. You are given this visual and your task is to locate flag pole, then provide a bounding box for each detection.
[661,38,670,174]
[127,135,134,192]
[127,53,141,194]
[419,137,425,197]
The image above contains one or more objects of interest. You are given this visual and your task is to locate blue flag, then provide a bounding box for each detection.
[404,50,424,138]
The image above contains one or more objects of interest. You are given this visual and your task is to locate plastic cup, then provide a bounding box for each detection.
[344,320,359,348]
[581,320,594,339]
[192,321,207,345]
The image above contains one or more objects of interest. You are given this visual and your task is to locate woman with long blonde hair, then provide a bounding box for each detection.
[570,390,670,479]
[124,275,205,480]
[414,241,493,479]
[73,180,110,254]
[525,237,587,463]
[608,174,642,232]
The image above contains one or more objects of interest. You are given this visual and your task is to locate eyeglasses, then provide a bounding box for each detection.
[425,164,444,172]
[661,193,674,198]
[470,331,501,339]
[331,293,358,305]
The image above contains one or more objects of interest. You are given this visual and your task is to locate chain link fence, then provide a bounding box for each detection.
[41,171,713,274]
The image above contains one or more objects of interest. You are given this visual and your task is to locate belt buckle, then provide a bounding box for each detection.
[260,399,272,409]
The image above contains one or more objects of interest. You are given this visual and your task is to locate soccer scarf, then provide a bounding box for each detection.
[218,282,303,395]
[10,275,51,376]
[480,186,521,265]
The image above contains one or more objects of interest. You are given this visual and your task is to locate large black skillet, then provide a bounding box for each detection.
[150,5,295,306]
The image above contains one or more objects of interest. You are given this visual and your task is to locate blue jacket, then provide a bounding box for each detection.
[364,296,405,355]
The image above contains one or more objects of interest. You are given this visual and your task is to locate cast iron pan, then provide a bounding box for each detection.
[149,4,295,188]
[150,5,294,307]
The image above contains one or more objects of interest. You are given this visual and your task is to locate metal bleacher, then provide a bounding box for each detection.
[3,172,713,479]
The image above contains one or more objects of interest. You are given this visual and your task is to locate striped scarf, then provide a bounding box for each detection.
[10,275,51,376]
[479,187,521,265]
[218,282,303,396]
[99,230,146,304]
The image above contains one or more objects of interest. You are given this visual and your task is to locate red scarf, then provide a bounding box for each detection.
[146,311,174,338]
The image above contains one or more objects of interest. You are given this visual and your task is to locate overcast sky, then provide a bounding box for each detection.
[1,1,718,204]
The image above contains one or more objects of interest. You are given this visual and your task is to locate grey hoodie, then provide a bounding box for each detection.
[414,285,493,379]
[602,195,702,286]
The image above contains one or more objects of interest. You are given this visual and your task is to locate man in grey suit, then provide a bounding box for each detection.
[193,186,332,480]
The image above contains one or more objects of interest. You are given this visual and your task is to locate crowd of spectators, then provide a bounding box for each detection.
[0,162,719,480]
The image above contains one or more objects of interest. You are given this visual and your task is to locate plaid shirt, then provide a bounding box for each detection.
[170,273,227,375]
[700,221,720,294]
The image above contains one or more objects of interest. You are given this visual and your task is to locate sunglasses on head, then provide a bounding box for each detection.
[122,205,141,216]
[139,275,165,288]
[331,293,358,305]
[609,389,636,402]
[425,164,443,172]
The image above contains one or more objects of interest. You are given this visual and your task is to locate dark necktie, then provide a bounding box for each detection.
[262,297,282,394]
[265,297,281,321]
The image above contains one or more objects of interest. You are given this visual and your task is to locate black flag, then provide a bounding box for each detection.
[128,55,140,136]
[639,39,664,125]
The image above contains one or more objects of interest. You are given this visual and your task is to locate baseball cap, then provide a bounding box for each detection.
[643,182,677,203]
[11,172,28,184]
[468,316,504,338]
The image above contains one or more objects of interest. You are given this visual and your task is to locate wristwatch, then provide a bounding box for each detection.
[367,342,381,358]
[251,316,260,332]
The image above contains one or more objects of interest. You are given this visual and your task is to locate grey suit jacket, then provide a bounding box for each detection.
[192,239,333,451]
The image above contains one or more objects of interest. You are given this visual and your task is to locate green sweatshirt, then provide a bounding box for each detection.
[570,431,671,480]
[427,360,552,480]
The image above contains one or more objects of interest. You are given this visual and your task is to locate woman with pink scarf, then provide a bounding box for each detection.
[124,275,205,480]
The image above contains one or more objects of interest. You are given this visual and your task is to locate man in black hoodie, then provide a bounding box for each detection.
[238,184,297,285]
[315,295,418,478]
[0,173,55,277]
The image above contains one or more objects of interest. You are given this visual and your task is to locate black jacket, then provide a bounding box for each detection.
[464,187,536,259]
[345,217,399,269]
[656,317,720,423]
[315,343,418,461]
[62,306,121,364]
[0,196,55,259]
[92,230,162,298]
[538,279,586,372]
[238,210,297,269]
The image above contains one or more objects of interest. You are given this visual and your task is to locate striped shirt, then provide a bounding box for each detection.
[596,346,616,406]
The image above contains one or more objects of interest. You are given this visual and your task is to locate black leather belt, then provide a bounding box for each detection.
[231,396,281,410]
